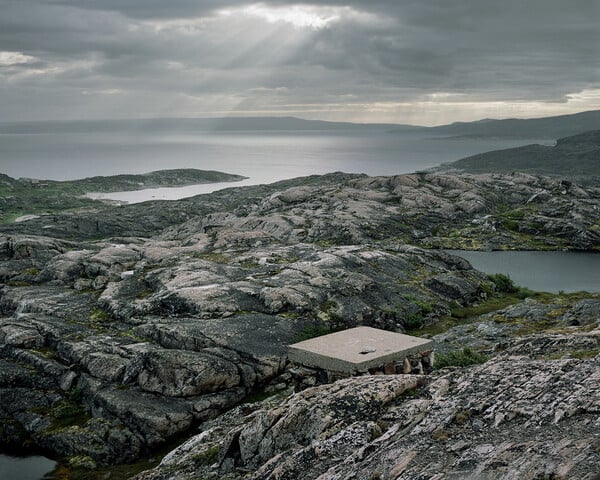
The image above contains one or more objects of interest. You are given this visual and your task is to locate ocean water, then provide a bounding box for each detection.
[0,129,551,184]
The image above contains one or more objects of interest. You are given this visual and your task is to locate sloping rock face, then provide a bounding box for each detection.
[0,238,489,463]
[432,296,600,356]
[134,356,600,480]
[434,129,600,184]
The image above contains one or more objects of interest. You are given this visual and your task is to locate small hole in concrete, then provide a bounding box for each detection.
[359,346,377,355]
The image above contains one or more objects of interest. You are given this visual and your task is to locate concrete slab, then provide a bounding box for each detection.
[288,326,433,373]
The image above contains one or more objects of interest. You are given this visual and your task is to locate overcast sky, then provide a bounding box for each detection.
[1,0,598,125]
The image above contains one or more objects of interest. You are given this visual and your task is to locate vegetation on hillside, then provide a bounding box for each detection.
[0,169,246,223]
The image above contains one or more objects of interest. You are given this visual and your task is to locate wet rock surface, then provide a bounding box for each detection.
[0,171,598,476]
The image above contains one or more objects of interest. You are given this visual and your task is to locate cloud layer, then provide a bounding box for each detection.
[1,0,598,124]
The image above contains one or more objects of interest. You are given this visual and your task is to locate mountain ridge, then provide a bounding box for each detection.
[2,110,600,138]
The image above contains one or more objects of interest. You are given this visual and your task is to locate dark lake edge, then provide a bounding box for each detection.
[447,249,600,294]
[0,453,57,480]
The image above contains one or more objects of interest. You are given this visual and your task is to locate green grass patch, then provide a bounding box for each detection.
[435,348,488,369]
[450,295,521,320]
[271,254,300,264]
[511,318,563,336]
[30,347,59,360]
[135,289,153,299]
[315,239,335,248]
[239,260,260,269]
[45,388,88,430]
[191,444,220,466]
[569,348,600,360]
[294,324,334,342]
[23,268,41,276]
[408,291,532,337]
[90,308,112,321]
[7,280,32,287]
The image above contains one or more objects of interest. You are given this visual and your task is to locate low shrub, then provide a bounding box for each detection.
[434,347,488,369]
[487,273,517,293]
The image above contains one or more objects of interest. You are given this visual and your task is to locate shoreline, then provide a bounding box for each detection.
[83,175,276,203]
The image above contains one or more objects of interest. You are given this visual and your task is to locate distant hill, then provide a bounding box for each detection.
[426,110,600,139]
[2,110,599,139]
[0,117,415,134]
[436,130,600,182]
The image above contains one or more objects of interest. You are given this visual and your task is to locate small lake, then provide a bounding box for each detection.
[0,454,56,480]
[448,250,600,293]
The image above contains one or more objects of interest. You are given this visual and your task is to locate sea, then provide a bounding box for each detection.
[0,129,553,202]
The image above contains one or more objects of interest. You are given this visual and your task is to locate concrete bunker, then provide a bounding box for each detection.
[288,326,434,381]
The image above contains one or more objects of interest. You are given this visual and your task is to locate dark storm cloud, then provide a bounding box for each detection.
[0,0,598,123]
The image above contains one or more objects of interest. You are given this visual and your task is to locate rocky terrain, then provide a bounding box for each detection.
[134,355,600,480]
[3,171,600,250]
[0,170,598,478]
[133,296,600,480]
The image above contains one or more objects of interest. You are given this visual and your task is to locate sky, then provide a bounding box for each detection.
[0,0,599,126]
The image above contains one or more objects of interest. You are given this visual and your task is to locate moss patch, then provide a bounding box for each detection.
[90,308,112,322]
[192,444,220,466]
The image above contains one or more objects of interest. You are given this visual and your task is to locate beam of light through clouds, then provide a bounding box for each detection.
[0,0,598,125]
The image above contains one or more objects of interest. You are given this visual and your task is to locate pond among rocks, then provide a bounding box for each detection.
[448,250,600,293]
[0,454,56,480]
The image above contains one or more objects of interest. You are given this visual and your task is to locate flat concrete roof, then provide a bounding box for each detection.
[288,326,433,373]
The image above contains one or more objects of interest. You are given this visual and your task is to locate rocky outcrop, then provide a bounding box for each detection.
[0,171,598,472]
[2,172,599,250]
[134,356,600,480]
[432,296,600,356]
[0,233,492,464]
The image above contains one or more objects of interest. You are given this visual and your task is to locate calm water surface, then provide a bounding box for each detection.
[1,130,543,180]
[448,250,600,293]
[0,130,552,202]
[0,454,55,480]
